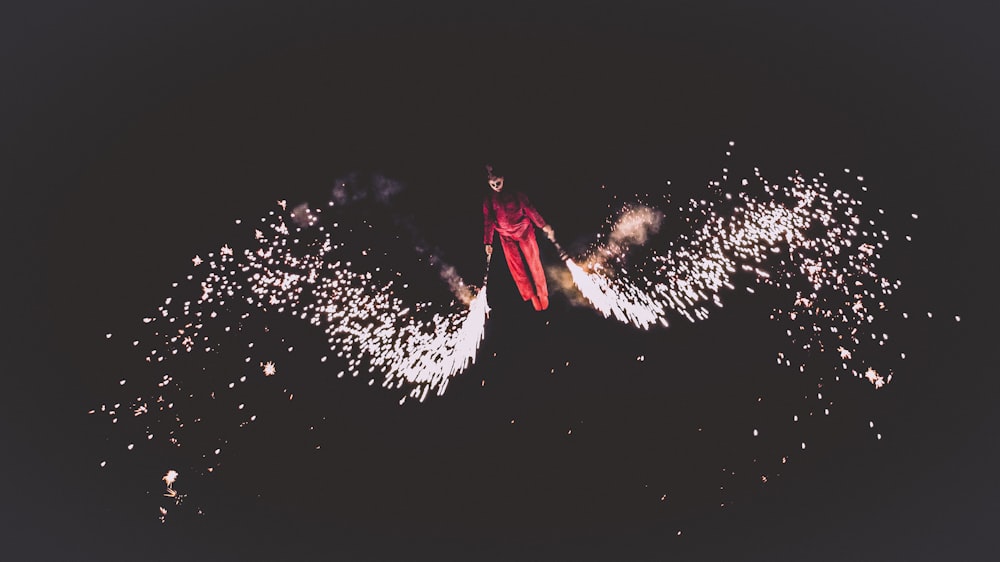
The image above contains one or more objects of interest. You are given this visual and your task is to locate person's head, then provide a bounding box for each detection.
[485,164,504,192]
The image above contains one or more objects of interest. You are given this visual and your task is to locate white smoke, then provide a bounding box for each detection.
[371,173,405,203]
[432,259,474,305]
[547,263,590,307]
[549,204,664,307]
[609,205,664,247]
[290,203,319,228]
[326,172,472,304]
[330,172,405,206]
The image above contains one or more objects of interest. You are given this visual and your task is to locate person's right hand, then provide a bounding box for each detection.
[485,245,493,256]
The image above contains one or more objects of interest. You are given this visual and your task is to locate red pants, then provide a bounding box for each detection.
[499,232,547,301]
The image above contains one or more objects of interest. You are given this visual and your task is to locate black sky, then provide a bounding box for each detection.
[4,2,999,560]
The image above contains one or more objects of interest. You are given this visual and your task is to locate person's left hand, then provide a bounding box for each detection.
[542,224,555,240]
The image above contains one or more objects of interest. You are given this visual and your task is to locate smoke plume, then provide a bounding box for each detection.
[289,203,319,228]
[549,204,665,307]
[326,172,472,304]
[609,205,664,248]
[330,172,405,206]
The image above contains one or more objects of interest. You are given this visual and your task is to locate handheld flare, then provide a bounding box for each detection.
[548,234,570,262]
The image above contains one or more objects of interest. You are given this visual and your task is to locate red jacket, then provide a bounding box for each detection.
[483,190,547,244]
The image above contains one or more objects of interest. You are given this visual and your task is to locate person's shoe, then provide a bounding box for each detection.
[530,295,543,311]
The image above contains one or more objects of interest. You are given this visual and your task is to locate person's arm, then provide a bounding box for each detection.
[519,192,555,240]
[483,196,495,254]
[541,223,555,241]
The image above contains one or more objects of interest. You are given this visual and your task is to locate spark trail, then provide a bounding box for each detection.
[563,165,904,389]
[143,205,490,404]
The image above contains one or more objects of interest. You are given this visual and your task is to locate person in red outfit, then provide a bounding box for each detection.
[483,165,555,311]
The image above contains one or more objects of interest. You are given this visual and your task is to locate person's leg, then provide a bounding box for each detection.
[499,236,536,301]
[521,232,549,302]
[518,233,548,310]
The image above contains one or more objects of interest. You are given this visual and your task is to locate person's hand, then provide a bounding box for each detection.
[542,224,555,240]
[485,245,493,256]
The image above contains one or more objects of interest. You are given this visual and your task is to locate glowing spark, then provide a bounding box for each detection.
[162,470,178,487]
[162,470,177,488]
[160,468,185,518]
[863,367,885,389]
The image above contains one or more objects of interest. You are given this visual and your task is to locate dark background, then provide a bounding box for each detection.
[4,1,998,560]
